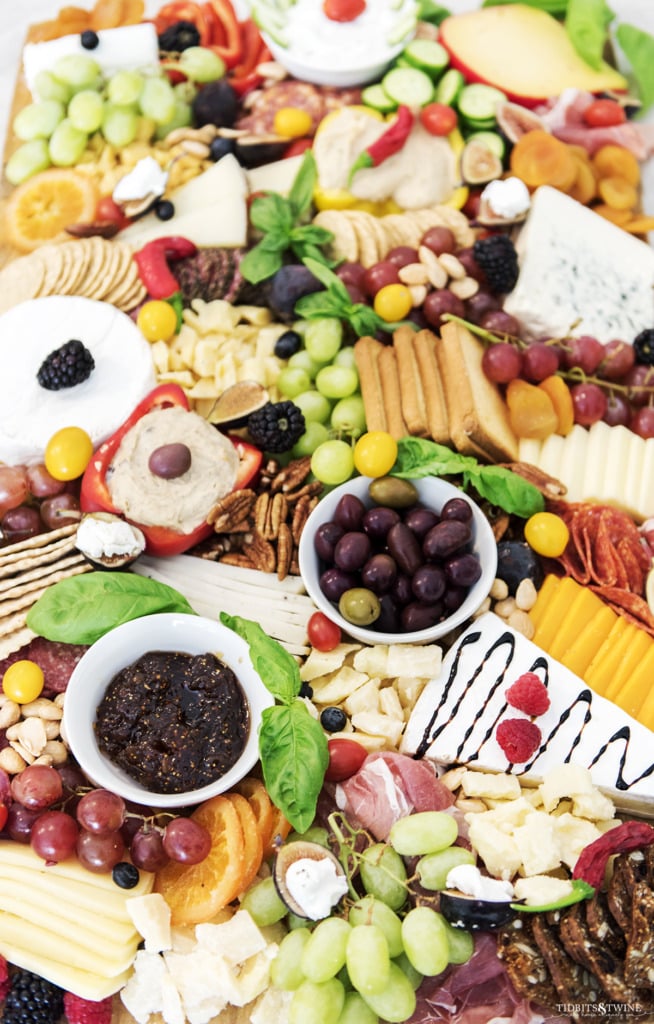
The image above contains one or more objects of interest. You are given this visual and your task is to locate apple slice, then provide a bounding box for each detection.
[439,6,627,108]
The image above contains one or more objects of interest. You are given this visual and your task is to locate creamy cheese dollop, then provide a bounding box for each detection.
[446,864,515,902]
[76,516,143,559]
[480,177,531,219]
[113,156,169,203]
[285,858,349,920]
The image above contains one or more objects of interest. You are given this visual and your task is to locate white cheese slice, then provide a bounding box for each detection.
[23,23,160,97]
[401,611,654,815]
[245,154,305,196]
[504,186,654,345]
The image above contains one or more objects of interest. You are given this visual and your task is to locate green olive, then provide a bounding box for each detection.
[338,587,381,626]
[368,476,418,509]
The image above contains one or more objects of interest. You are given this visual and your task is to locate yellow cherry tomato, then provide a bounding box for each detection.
[524,512,570,558]
[3,660,44,704]
[273,106,313,139]
[44,425,93,481]
[137,300,178,343]
[373,283,413,322]
[353,431,398,478]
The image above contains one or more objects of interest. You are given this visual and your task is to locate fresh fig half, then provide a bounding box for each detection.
[273,840,348,920]
[495,102,545,144]
[460,140,503,186]
[439,889,518,930]
[75,512,146,570]
[207,380,269,427]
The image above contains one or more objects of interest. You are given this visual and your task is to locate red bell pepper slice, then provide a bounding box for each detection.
[203,0,242,67]
[80,384,263,558]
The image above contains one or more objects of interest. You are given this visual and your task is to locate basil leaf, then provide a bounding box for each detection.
[219,613,300,704]
[392,437,477,477]
[295,290,346,319]
[250,193,294,234]
[259,702,329,833]
[288,150,318,218]
[616,23,654,112]
[464,464,545,517]
[26,572,196,645]
[239,245,284,285]
[302,257,352,304]
[565,0,613,69]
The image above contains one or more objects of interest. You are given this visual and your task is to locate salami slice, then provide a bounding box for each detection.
[0,637,88,695]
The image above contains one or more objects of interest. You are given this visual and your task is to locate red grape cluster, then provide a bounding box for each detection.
[0,463,81,545]
[5,763,211,874]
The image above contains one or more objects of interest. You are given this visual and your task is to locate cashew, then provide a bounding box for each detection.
[0,700,21,729]
[43,720,61,740]
[13,718,48,757]
[9,740,35,765]
[42,740,68,765]
[54,693,66,709]
[21,698,63,721]
[31,753,54,767]
[0,746,27,774]
[5,723,22,742]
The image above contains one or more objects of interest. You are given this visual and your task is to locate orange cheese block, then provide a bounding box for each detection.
[558,606,619,678]
[604,626,653,704]
[527,573,560,630]
[584,618,633,697]
[547,586,607,662]
[531,576,583,650]
[611,645,654,721]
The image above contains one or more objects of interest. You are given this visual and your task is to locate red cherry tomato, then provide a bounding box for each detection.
[95,195,130,230]
[323,0,365,21]
[284,138,313,159]
[307,611,342,652]
[582,99,626,128]
[420,103,458,137]
[324,738,368,782]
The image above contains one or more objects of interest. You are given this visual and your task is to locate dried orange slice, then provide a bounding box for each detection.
[5,169,97,253]
[264,804,292,860]
[226,793,264,892]
[154,795,246,926]
[236,776,274,854]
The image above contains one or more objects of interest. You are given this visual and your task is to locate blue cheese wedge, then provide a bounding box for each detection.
[503,186,654,345]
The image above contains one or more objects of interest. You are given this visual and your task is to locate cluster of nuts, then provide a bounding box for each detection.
[398,245,480,308]
[474,575,538,640]
[0,693,67,775]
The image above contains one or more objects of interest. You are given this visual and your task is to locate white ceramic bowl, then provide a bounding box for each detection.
[298,476,497,645]
[63,613,273,808]
[262,34,407,89]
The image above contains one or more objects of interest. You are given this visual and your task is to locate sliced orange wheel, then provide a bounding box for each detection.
[5,168,97,253]
[154,795,246,926]
[236,776,274,855]
[226,793,264,893]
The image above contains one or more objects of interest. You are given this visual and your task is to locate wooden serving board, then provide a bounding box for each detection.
[0,31,39,270]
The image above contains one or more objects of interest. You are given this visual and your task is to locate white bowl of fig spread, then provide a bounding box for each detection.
[63,613,274,808]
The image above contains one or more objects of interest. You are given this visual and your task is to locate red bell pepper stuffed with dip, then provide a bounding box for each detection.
[81,384,261,556]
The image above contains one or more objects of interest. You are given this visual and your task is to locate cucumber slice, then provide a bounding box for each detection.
[361,83,398,114]
[465,130,506,160]
[433,68,464,106]
[457,83,507,124]
[459,115,499,134]
[401,39,449,80]
[381,67,435,108]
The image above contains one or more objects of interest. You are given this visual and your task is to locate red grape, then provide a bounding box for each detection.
[479,310,520,335]
[570,382,607,425]
[344,283,366,304]
[57,764,88,793]
[386,246,418,268]
[336,261,366,289]
[420,226,456,255]
[0,466,28,517]
[597,339,636,381]
[626,365,654,407]
[362,261,400,297]
[131,826,168,871]
[1,505,42,542]
[521,342,560,383]
[25,464,66,498]
[77,829,125,872]
[481,342,523,383]
[162,817,211,865]
[603,392,631,427]
[31,810,79,863]
[456,246,485,282]
[464,290,499,325]
[11,764,63,809]
[7,802,42,843]
[423,289,465,329]
[562,335,604,374]
[630,406,654,439]
[76,789,126,835]
[39,494,80,529]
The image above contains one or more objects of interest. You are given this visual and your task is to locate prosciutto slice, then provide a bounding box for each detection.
[335,751,454,841]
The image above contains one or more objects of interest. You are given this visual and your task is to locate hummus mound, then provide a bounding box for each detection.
[107,406,239,533]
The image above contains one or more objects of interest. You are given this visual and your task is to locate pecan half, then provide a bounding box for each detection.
[271,456,312,494]
[246,532,276,574]
[292,494,319,543]
[276,523,293,581]
[208,489,257,532]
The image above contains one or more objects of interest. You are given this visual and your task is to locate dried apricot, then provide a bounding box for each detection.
[506,378,558,440]
[592,144,640,186]
[538,375,574,435]
[622,215,654,235]
[566,154,597,205]
[509,130,577,192]
[597,175,638,211]
[592,203,633,226]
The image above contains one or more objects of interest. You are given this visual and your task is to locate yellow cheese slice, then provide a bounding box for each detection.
[634,667,654,731]
[547,586,606,662]
[527,573,560,631]
[0,911,135,977]
[0,936,131,1001]
[583,618,632,696]
[0,841,153,899]
[531,576,582,650]
[604,627,653,703]
[611,644,654,721]
[0,865,136,934]
[559,605,618,677]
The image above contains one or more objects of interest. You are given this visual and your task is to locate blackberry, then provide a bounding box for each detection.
[633,328,654,366]
[2,969,63,1024]
[247,401,305,453]
[472,234,519,294]
[37,339,95,391]
[158,20,201,51]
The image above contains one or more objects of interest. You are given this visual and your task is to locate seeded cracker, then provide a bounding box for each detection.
[0,252,46,314]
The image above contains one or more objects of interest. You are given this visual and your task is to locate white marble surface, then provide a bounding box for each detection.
[1,1,653,211]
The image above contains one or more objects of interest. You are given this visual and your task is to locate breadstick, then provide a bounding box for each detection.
[354,336,387,433]
[393,325,429,437]
[413,330,450,445]
[378,346,408,440]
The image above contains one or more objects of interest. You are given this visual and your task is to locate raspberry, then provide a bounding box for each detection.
[496,718,542,764]
[505,672,550,716]
[0,954,9,1001]
[63,993,112,1024]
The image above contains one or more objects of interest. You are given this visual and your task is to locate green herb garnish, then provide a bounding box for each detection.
[240,152,335,285]
[565,0,614,70]
[616,23,654,113]
[220,613,328,833]
[296,257,415,336]
[391,437,545,518]
[26,572,196,645]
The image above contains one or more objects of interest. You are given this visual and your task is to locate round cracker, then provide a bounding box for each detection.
[78,237,111,298]
[313,210,359,263]
[347,211,379,267]
[56,240,90,295]
[0,252,46,314]
[88,239,123,301]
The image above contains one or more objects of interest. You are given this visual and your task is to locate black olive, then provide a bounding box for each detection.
[274,330,303,360]
[80,29,100,49]
[299,682,314,699]
[209,136,236,162]
[155,200,175,221]
[320,706,347,732]
[112,862,141,889]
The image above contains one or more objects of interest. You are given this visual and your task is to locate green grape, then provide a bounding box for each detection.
[388,811,458,856]
[14,100,65,141]
[359,843,407,911]
[34,70,72,104]
[346,924,390,996]
[348,897,403,958]
[107,70,144,106]
[67,90,104,134]
[155,99,193,140]
[416,846,475,891]
[287,826,330,848]
[174,80,198,104]
[294,390,332,425]
[401,906,450,976]
[239,876,287,927]
[315,366,359,400]
[289,978,345,1024]
[311,440,354,486]
[101,105,139,147]
[271,927,311,990]
[333,347,357,370]
[291,422,330,458]
[288,350,322,378]
[178,46,226,83]
[444,919,474,965]
[301,917,351,983]
[288,911,312,930]
[393,952,423,991]
[5,139,51,185]
[331,396,366,439]
[278,367,312,399]
[139,76,177,125]
[48,119,88,166]
[361,962,417,1023]
[337,991,378,1024]
[305,318,343,363]
[53,54,101,90]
